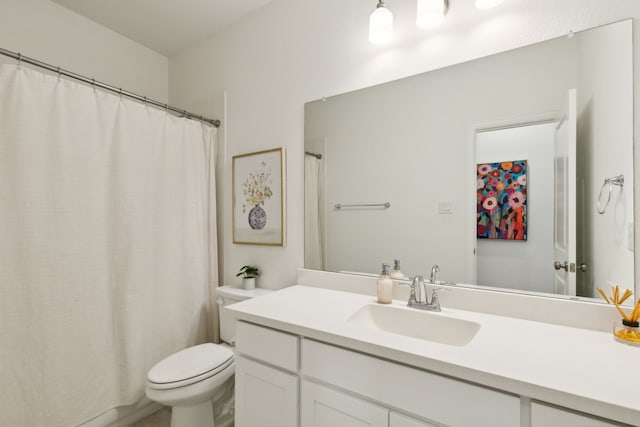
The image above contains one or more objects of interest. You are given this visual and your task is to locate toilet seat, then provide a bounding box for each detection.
[147,343,234,390]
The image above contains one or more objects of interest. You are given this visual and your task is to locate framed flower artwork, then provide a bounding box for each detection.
[232,148,286,246]
[477,160,527,241]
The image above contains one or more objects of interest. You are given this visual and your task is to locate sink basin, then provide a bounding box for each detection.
[347,303,480,346]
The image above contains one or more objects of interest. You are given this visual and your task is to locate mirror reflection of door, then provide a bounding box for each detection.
[476,121,556,293]
[553,89,577,296]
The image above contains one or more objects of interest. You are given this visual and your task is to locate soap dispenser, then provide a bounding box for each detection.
[377,263,393,304]
[390,259,404,280]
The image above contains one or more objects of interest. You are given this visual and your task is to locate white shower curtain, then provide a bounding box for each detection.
[304,156,323,269]
[0,65,218,427]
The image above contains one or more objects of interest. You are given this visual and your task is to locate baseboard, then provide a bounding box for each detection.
[78,398,162,427]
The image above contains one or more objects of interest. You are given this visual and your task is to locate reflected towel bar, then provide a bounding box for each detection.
[334,202,391,210]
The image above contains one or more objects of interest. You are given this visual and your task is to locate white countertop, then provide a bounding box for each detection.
[226,285,640,426]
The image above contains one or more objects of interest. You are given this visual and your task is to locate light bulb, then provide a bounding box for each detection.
[475,0,504,10]
[369,2,393,45]
[416,0,448,29]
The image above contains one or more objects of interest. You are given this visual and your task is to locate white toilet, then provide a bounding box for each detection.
[145,285,272,427]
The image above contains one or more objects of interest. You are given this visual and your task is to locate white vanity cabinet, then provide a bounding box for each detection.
[301,379,388,427]
[390,412,439,427]
[234,320,633,427]
[301,338,520,427]
[234,322,299,427]
[235,356,298,427]
[301,379,438,427]
[531,402,629,427]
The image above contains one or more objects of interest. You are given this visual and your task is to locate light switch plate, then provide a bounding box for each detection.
[438,201,453,214]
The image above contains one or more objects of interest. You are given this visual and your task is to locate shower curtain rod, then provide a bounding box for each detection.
[0,47,221,128]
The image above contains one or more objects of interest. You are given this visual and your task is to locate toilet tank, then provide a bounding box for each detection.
[215,286,273,344]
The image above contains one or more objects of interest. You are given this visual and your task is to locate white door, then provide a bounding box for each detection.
[301,379,389,427]
[235,355,298,427]
[553,89,577,296]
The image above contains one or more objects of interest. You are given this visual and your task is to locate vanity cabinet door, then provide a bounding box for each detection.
[235,321,299,371]
[302,339,520,427]
[301,379,389,427]
[235,355,298,427]
[390,411,439,427]
[531,402,627,427]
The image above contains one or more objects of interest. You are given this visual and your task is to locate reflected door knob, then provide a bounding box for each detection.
[554,261,569,271]
[577,263,588,272]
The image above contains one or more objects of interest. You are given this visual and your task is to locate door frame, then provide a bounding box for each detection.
[465,111,559,286]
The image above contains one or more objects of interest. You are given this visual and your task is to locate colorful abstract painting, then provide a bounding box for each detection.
[477,160,527,240]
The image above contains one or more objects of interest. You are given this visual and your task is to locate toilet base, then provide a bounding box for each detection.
[171,400,215,427]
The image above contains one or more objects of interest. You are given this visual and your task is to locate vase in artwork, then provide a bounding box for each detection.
[248,205,267,230]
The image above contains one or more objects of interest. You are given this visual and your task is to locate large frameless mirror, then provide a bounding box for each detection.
[304,19,634,303]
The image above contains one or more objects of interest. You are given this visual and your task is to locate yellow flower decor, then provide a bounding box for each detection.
[241,168,273,214]
[597,285,640,343]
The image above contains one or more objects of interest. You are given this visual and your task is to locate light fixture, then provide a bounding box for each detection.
[369,0,394,45]
[416,0,449,29]
[475,0,504,10]
[369,0,504,45]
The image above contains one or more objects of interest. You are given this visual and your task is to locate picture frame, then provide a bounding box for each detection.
[232,147,286,246]
[477,159,528,241]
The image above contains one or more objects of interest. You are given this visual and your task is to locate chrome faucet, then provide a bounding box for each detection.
[408,275,425,305]
[408,274,441,312]
[429,264,440,284]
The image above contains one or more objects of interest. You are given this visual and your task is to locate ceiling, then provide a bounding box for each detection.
[51,0,273,56]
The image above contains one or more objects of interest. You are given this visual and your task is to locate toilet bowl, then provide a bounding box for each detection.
[145,286,273,427]
[146,343,234,427]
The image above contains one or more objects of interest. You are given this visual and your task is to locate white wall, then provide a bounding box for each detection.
[169,0,640,290]
[576,20,634,297]
[0,0,168,102]
[476,123,556,292]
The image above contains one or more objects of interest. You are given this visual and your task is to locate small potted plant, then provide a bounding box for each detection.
[237,265,260,290]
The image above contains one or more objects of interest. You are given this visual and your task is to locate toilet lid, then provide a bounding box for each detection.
[147,343,233,386]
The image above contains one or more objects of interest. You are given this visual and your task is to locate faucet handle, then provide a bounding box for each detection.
[410,275,425,291]
[408,275,423,304]
[429,287,442,311]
